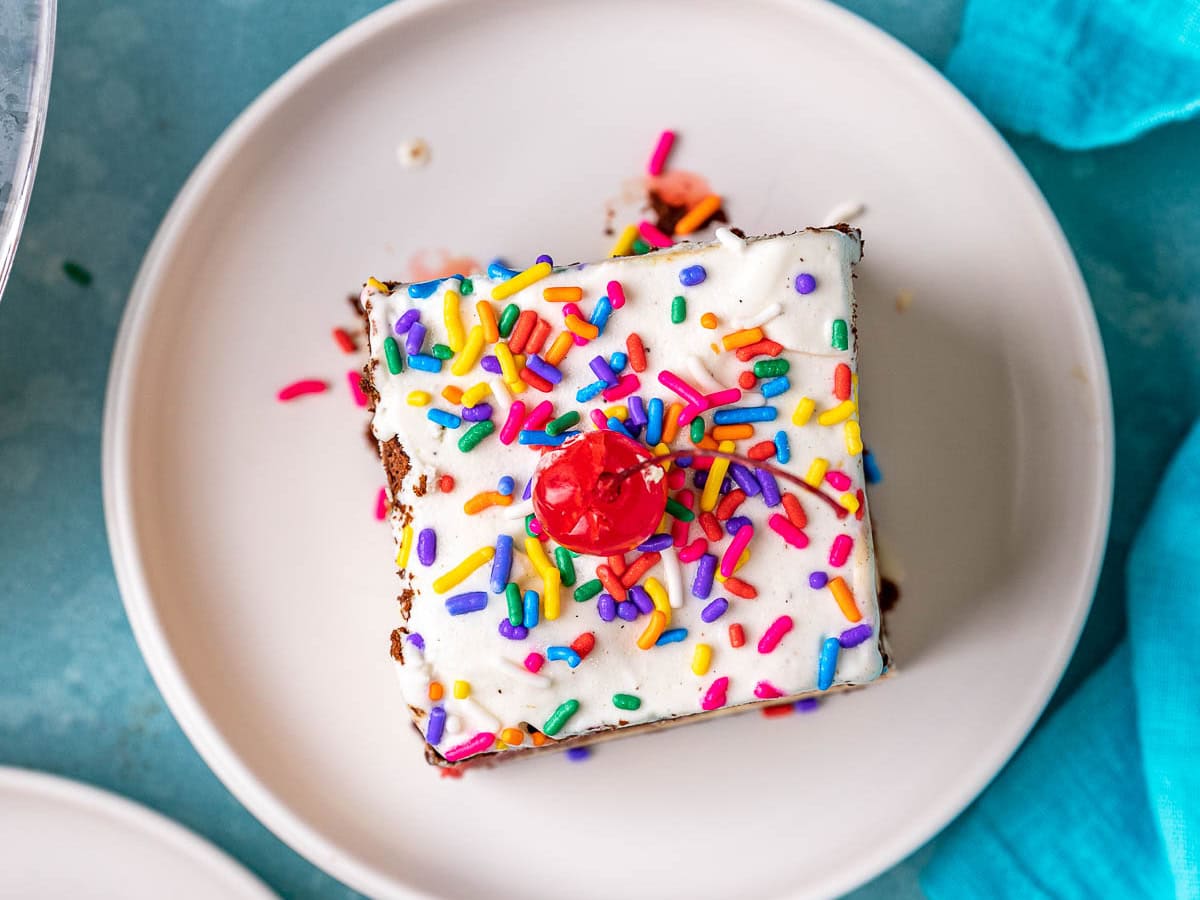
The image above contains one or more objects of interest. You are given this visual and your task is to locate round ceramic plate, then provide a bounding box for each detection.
[0,768,274,900]
[103,1,1112,898]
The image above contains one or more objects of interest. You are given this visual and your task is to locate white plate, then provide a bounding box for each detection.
[102,1,1112,898]
[0,768,274,900]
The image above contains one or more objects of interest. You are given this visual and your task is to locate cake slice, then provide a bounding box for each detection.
[362,228,887,767]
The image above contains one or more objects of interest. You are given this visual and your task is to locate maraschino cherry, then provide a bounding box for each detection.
[531,430,668,556]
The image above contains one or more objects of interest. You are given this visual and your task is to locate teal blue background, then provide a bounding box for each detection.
[1,2,1196,897]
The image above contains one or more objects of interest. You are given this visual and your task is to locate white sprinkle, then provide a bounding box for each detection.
[687,355,723,393]
[735,301,783,330]
[714,227,746,251]
[662,546,684,609]
[502,499,534,520]
[396,137,431,168]
[498,656,552,688]
[822,201,866,224]
[454,697,501,734]
[489,377,512,416]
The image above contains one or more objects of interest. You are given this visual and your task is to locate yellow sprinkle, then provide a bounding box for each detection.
[828,576,862,622]
[721,327,764,351]
[432,546,495,594]
[443,290,465,352]
[367,277,389,293]
[792,397,816,426]
[564,314,599,340]
[513,354,527,369]
[506,379,528,395]
[840,492,861,514]
[700,440,736,511]
[442,385,464,404]
[406,390,432,406]
[462,382,491,407]
[544,331,574,366]
[476,300,499,343]
[604,405,629,422]
[637,610,668,650]
[494,342,519,383]
[491,261,552,301]
[610,223,638,257]
[645,577,671,620]
[700,312,718,329]
[691,643,713,676]
[845,420,864,455]
[524,536,554,577]
[396,524,413,569]
[500,727,524,746]
[804,457,830,488]
[452,680,470,699]
[542,569,561,620]
[662,402,684,443]
[818,399,857,426]
[652,442,672,472]
[428,681,443,701]
[715,549,750,582]
[450,325,485,376]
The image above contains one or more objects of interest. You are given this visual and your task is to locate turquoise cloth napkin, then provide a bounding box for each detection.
[946,0,1200,149]
[923,421,1200,899]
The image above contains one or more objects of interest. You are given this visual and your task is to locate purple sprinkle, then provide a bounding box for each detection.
[794,697,820,713]
[522,478,533,500]
[700,597,729,623]
[416,528,437,566]
[525,354,563,385]
[394,309,420,335]
[721,476,735,494]
[637,533,673,552]
[729,463,761,497]
[629,585,654,614]
[426,705,446,745]
[692,553,717,599]
[498,619,514,638]
[566,747,591,761]
[627,396,647,427]
[597,593,617,622]
[756,469,782,507]
[461,403,494,422]
[616,601,639,621]
[679,264,707,286]
[794,273,817,294]
[536,254,553,266]
[481,354,502,374]
[406,632,425,651]
[809,571,828,589]
[405,321,427,355]
[694,470,708,489]
[839,623,874,648]
[726,515,752,535]
[589,354,619,386]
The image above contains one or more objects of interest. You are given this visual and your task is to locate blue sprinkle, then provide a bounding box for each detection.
[566,747,592,762]
[488,260,518,280]
[655,628,688,646]
[809,571,828,589]
[628,585,654,614]
[700,597,729,623]
[606,417,634,439]
[407,278,443,299]
[608,351,628,373]
[692,554,717,599]
[674,455,694,468]
[756,469,782,507]
[407,353,443,373]
[726,515,753,535]
[794,272,817,294]
[645,398,664,445]
[405,321,427,355]
[393,309,420,334]
[713,406,778,425]
[839,623,874,648]
[481,355,502,374]
[576,380,607,402]
[774,430,791,464]
[490,535,513,593]
[406,632,425,651]
[863,449,883,484]
[497,475,515,496]
[597,593,617,622]
[760,376,791,399]
[817,637,840,690]
[523,590,540,629]
[589,354,619,385]
[426,705,446,745]
[729,463,761,496]
[627,396,647,427]
[794,697,820,713]
[637,533,674,552]
[445,591,488,615]
[589,296,613,335]
[518,430,567,446]
[547,646,582,668]
[427,408,462,429]
[616,601,639,621]
[522,478,533,501]
[679,264,707,286]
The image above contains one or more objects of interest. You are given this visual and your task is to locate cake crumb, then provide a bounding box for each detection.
[895,290,914,313]
[397,138,431,168]
[822,201,866,224]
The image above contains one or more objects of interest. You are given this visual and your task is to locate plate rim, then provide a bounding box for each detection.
[101,1,1115,897]
[0,766,275,899]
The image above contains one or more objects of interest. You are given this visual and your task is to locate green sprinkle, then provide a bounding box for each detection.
[63,261,93,286]
[457,419,495,452]
[689,415,706,443]
[383,336,403,374]
[831,319,849,351]
[612,693,641,711]
[753,358,789,378]
[553,546,577,586]
[542,699,580,736]
[545,410,581,436]
[460,278,473,296]
[632,237,651,255]
[665,498,695,522]
[671,295,687,324]
[431,343,453,360]
[505,582,522,627]
[498,303,520,337]
[525,514,538,538]
[574,578,603,602]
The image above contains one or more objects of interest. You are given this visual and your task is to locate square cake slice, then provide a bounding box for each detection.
[362,228,886,767]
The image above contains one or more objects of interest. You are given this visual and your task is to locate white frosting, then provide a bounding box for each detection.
[364,230,882,760]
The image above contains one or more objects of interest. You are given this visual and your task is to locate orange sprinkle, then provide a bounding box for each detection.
[333,327,356,352]
[442,385,464,404]
[725,577,758,599]
[738,371,758,390]
[695,435,719,451]
[596,563,628,601]
[620,551,661,587]
[626,333,648,372]
[526,319,552,355]
[508,310,538,354]
[464,490,514,514]
[828,576,862,622]
[607,554,627,577]
[747,440,776,461]
[729,623,746,648]
[662,402,684,443]
[674,193,723,236]
[735,338,784,361]
[437,474,455,493]
[428,682,444,701]
[781,493,807,529]
[564,314,599,340]
[715,489,747,521]
[712,424,754,441]
[834,363,852,400]
[543,286,583,303]
[476,300,499,342]
[721,327,764,351]
[545,331,574,366]
[500,727,525,746]
[699,312,719,329]
[698,511,723,542]
[531,732,548,746]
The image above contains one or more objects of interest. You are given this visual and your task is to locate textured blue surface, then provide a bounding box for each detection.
[0,2,1197,898]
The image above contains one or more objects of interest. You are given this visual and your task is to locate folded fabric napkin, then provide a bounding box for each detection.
[922,420,1200,899]
[945,0,1200,149]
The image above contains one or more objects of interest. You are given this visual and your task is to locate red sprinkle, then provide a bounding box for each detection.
[747,440,776,461]
[607,554,627,576]
[596,564,628,601]
[333,328,356,353]
[855,489,866,521]
[781,493,807,529]
[347,371,368,406]
[667,468,687,490]
[737,371,757,390]
[698,511,723,542]
[729,623,746,648]
[437,474,456,493]
[734,339,783,361]
[508,310,538,354]
[626,333,648,372]
[725,577,758,599]
[526,319,552,355]
[834,363,852,400]
[570,632,596,660]
[671,490,694,547]
[276,379,328,402]
[715,489,747,521]
[620,551,661,587]
[518,367,554,393]
[677,538,708,563]
[762,704,795,718]
[375,487,388,520]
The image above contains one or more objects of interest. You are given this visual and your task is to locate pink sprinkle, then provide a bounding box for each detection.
[704,388,742,408]
[754,680,785,699]
[721,524,754,577]
[701,676,729,711]
[826,470,852,491]
[347,371,368,407]
[757,615,794,654]
[524,400,554,430]
[602,373,641,402]
[647,129,676,176]
[677,401,710,428]
[658,370,706,407]
[768,513,809,549]
[590,408,609,429]
[829,534,853,567]
[444,731,496,763]
[638,220,673,249]
[524,652,545,673]
[607,280,626,309]
[529,518,546,537]
[678,538,708,563]
[562,303,589,346]
[374,487,388,521]
[499,400,526,445]
[276,379,328,402]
